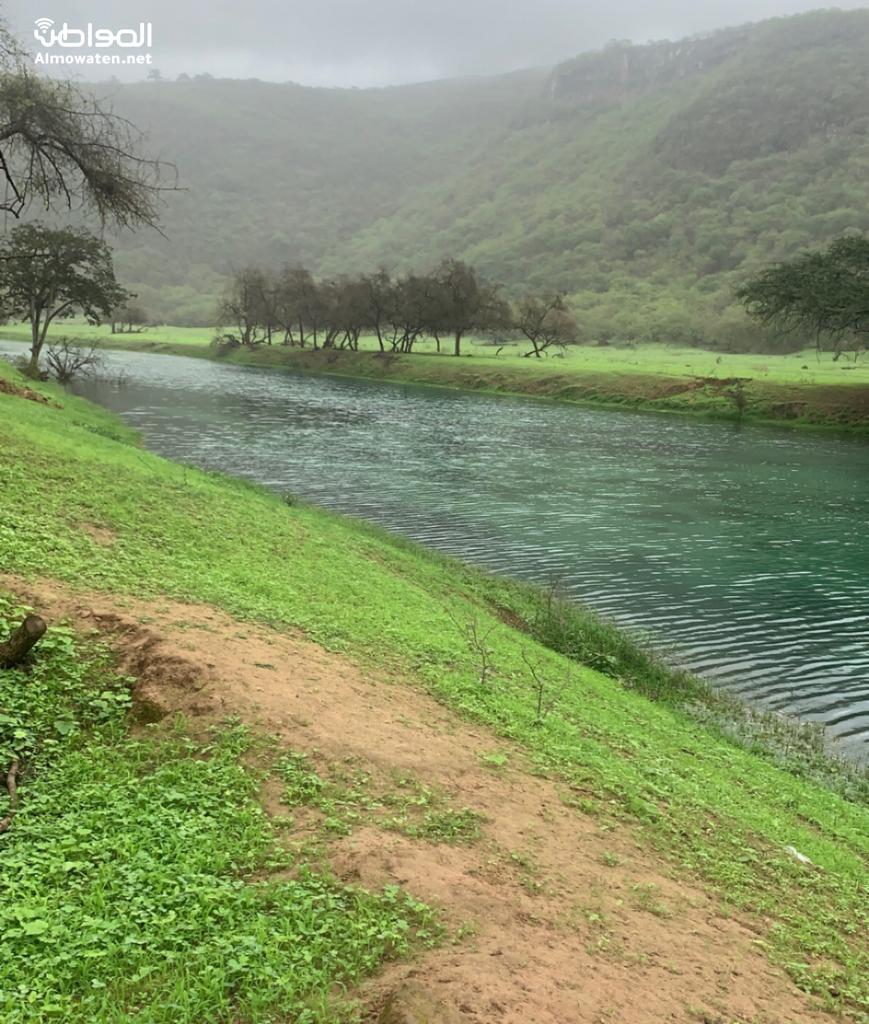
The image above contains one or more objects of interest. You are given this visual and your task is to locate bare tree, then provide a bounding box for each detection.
[45,338,103,382]
[217,267,270,347]
[521,649,570,725]
[387,273,434,353]
[359,268,393,351]
[516,292,578,357]
[447,610,498,688]
[321,275,368,350]
[270,265,323,348]
[0,23,174,229]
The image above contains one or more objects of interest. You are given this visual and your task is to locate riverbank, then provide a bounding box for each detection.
[5,323,869,431]
[1,358,867,1022]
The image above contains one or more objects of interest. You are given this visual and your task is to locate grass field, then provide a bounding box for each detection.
[0,359,867,1020]
[4,320,868,431]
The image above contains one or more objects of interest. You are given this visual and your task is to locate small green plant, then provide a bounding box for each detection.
[276,750,324,805]
[508,848,543,894]
[0,596,132,776]
[380,775,483,844]
[630,883,672,918]
[521,648,569,725]
[478,749,509,771]
[400,807,483,844]
[449,611,497,687]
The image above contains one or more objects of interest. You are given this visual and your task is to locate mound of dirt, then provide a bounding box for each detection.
[0,377,52,404]
[379,982,469,1024]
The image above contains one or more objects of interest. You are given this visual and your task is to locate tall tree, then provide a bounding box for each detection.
[388,273,435,353]
[737,236,869,357]
[0,223,128,374]
[217,267,270,347]
[270,265,323,348]
[358,269,393,352]
[0,24,171,228]
[432,258,506,356]
[110,301,149,334]
[322,275,368,350]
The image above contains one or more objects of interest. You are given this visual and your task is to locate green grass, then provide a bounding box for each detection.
[0,594,436,1024]
[1,361,868,1016]
[1,322,215,349]
[7,318,869,382]
[5,319,867,430]
[276,751,484,844]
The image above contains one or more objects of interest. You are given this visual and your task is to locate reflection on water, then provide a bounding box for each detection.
[3,341,867,757]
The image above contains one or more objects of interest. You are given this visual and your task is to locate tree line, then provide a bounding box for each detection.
[217,260,579,358]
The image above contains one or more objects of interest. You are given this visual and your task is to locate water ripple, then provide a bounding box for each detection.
[3,340,867,758]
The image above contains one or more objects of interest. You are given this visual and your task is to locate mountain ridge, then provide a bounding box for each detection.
[92,8,868,348]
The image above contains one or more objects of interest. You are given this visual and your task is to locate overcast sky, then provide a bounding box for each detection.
[7,0,867,86]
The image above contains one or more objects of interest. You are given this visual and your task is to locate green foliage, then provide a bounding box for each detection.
[0,603,435,1023]
[738,235,869,355]
[395,808,483,844]
[0,375,867,1013]
[100,68,543,325]
[0,597,131,768]
[276,750,325,805]
[0,734,433,1023]
[0,224,128,372]
[276,751,482,845]
[94,11,869,349]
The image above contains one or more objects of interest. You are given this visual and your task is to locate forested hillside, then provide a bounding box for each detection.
[101,9,869,346]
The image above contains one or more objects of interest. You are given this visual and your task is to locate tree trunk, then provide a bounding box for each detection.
[0,759,19,835]
[0,615,47,669]
[454,330,462,357]
[27,318,42,377]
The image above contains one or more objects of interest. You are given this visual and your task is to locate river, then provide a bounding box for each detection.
[3,341,868,758]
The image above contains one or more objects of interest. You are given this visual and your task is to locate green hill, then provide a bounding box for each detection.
[102,9,869,347]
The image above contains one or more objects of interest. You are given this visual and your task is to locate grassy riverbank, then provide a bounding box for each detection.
[1,358,867,1020]
[4,321,869,431]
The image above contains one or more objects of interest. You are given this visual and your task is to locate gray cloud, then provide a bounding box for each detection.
[8,0,867,85]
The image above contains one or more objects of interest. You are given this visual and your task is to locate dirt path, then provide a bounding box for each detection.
[4,575,841,1024]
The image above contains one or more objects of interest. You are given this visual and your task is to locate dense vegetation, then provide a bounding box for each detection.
[1,362,867,1018]
[93,9,869,347]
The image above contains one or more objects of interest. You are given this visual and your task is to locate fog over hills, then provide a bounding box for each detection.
[98,9,868,347]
